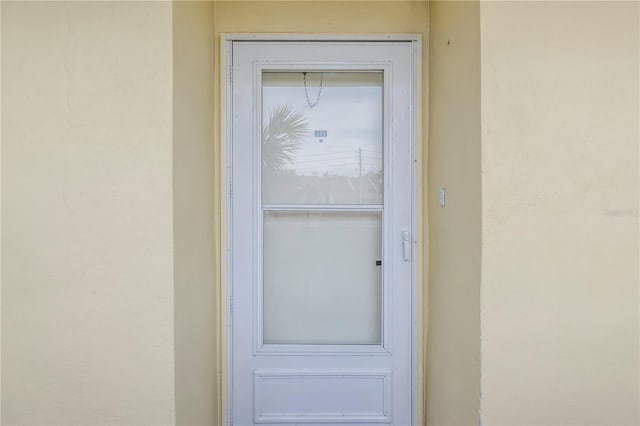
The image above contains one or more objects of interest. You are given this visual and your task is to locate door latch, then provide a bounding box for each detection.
[402,229,411,262]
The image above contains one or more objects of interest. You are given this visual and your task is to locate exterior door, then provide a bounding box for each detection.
[229,39,418,426]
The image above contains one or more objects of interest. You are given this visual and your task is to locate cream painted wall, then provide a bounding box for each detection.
[1,2,175,424]
[4,2,636,426]
[173,2,219,426]
[480,2,639,424]
[427,2,481,425]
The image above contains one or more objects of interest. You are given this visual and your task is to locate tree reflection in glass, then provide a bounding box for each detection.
[262,72,383,205]
[262,105,309,172]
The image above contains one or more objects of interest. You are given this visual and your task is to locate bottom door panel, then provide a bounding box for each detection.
[254,370,392,424]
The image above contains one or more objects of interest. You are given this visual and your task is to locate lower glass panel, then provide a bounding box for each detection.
[263,211,382,345]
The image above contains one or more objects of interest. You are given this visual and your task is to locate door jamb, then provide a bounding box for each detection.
[221,33,422,426]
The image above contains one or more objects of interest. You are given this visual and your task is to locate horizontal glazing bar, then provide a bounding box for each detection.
[262,204,383,212]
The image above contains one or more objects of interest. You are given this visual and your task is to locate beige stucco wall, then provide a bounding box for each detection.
[1,2,175,424]
[427,2,481,425]
[2,2,637,425]
[1,2,430,425]
[173,3,219,426]
[480,2,639,424]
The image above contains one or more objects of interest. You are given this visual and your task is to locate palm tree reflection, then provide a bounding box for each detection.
[262,104,382,204]
[262,105,309,171]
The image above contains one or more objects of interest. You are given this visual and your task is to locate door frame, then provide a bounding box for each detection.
[221,34,422,425]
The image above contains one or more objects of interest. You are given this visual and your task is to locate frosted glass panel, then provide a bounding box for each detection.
[262,72,383,205]
[263,211,382,345]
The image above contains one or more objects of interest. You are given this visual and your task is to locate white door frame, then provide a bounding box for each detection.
[222,34,421,425]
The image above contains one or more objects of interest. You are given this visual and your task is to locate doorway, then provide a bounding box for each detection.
[226,36,419,425]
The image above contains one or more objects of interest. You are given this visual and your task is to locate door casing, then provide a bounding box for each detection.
[221,34,422,425]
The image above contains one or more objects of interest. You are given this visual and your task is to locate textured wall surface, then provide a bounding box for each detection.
[427,2,482,425]
[173,2,219,425]
[3,2,636,425]
[480,2,639,424]
[1,2,175,424]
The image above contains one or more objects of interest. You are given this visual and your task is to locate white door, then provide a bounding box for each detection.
[229,38,418,426]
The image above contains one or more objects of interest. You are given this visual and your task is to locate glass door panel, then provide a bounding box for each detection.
[262,71,384,345]
[263,211,382,345]
[262,72,383,205]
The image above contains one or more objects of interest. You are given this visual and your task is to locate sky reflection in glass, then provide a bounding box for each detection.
[262,72,383,205]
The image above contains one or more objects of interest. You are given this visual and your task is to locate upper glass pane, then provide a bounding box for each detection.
[262,71,383,205]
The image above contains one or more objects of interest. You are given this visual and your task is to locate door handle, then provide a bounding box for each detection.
[402,229,411,262]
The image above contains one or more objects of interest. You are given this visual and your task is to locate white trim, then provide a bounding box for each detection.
[262,204,383,212]
[224,33,422,42]
[252,59,394,359]
[223,34,421,426]
[221,36,233,426]
[410,36,422,426]
[255,344,391,356]
[253,62,264,365]
[253,369,392,423]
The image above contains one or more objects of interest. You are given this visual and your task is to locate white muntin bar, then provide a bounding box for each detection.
[261,203,383,212]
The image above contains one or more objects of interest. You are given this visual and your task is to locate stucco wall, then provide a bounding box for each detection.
[173,2,219,426]
[3,2,637,426]
[1,2,175,424]
[427,2,481,425]
[480,2,639,424]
